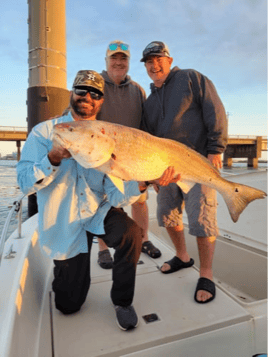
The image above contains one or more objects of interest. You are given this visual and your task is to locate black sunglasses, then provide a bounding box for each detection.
[73,88,103,100]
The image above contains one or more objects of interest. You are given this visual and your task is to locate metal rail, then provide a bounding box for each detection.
[0,194,26,267]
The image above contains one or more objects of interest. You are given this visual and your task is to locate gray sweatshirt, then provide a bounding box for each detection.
[141,67,228,156]
[97,70,146,129]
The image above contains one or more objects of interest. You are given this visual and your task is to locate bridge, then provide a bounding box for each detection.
[0,126,267,167]
[0,126,27,141]
[224,135,267,168]
[0,126,27,161]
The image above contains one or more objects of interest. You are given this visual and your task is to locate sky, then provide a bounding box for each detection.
[0,0,267,155]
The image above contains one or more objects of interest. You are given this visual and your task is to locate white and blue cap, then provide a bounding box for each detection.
[106,40,130,57]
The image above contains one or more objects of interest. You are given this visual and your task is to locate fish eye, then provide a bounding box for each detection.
[68,127,74,132]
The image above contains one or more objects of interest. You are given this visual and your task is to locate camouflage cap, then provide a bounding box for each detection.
[106,40,130,58]
[72,70,105,95]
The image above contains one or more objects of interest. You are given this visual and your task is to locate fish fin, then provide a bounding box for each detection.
[176,180,195,194]
[221,181,267,222]
[107,174,125,194]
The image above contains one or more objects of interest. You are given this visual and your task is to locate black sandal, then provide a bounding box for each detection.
[141,241,162,258]
[97,249,113,269]
[160,256,194,274]
[194,277,216,304]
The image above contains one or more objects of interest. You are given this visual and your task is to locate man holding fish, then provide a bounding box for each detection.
[140,41,228,303]
[17,70,179,331]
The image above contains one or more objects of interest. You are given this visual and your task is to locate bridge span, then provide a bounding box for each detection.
[0,126,27,141]
[0,126,27,160]
[0,126,267,167]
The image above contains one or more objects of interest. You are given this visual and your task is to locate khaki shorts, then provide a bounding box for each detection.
[134,190,148,204]
[157,183,219,237]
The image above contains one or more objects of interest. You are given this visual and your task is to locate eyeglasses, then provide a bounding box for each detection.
[73,88,103,100]
[109,43,129,51]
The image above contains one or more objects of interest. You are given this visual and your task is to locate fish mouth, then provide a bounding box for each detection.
[53,133,70,149]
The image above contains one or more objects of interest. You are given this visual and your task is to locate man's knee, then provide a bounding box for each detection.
[52,279,89,314]
[52,254,90,314]
[166,225,184,232]
[54,292,82,315]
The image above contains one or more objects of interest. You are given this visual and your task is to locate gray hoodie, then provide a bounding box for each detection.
[141,67,227,156]
[97,70,146,129]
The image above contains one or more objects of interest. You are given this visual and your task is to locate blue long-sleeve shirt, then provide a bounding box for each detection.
[17,112,141,260]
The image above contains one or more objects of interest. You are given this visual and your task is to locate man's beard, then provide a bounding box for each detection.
[70,93,98,118]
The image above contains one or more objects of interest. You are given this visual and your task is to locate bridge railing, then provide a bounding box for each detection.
[0,126,27,132]
[228,135,267,140]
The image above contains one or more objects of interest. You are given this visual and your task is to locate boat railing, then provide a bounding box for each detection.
[0,193,26,267]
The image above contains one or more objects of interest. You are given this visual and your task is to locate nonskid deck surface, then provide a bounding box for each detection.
[50,236,251,357]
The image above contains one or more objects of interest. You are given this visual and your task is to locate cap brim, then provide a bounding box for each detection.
[107,49,130,57]
[140,52,169,62]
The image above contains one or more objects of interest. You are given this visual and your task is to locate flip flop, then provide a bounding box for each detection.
[142,241,162,258]
[98,249,113,269]
[194,277,216,304]
[160,256,194,274]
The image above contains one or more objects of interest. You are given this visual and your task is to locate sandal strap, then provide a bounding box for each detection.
[194,277,216,303]
[142,241,158,252]
[195,277,215,295]
[141,240,161,258]
[98,249,112,261]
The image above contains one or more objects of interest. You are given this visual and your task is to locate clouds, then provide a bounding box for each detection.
[64,0,267,137]
[163,0,266,89]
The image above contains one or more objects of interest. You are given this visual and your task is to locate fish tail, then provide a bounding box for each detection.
[221,181,267,222]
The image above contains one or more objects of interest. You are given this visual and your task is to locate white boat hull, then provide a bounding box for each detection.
[0,170,267,357]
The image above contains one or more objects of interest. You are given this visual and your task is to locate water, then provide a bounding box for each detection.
[0,159,267,241]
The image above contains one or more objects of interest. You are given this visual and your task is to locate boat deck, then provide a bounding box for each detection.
[41,235,254,357]
[0,169,267,357]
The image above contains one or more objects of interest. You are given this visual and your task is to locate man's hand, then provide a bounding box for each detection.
[139,166,180,193]
[207,154,222,170]
[152,166,181,186]
[48,143,71,166]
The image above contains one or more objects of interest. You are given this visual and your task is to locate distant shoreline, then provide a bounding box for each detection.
[0,158,17,161]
